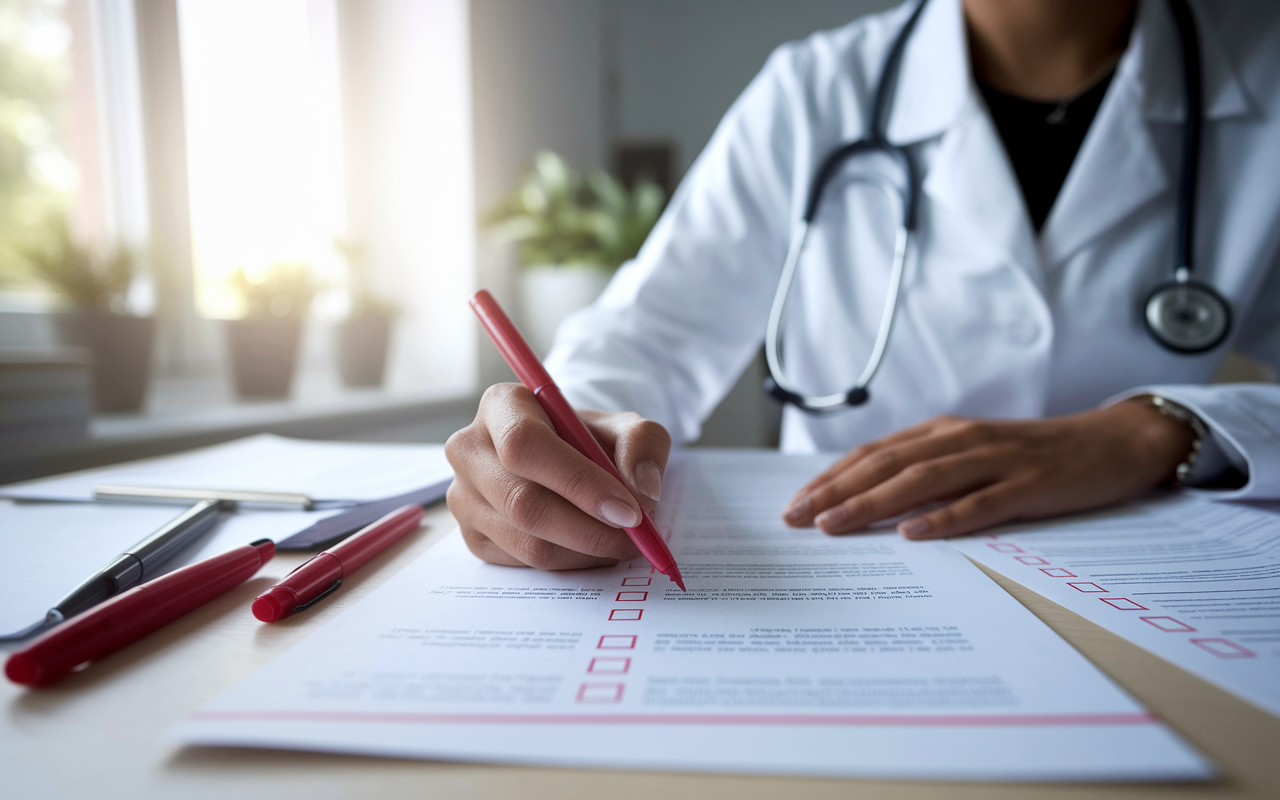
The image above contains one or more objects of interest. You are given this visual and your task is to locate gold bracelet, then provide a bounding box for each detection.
[1133,394,1207,486]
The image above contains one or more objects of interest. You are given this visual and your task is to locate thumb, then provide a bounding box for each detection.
[582,410,672,515]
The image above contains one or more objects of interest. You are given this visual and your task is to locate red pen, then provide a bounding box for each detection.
[469,290,686,590]
[252,503,425,622]
[5,539,275,687]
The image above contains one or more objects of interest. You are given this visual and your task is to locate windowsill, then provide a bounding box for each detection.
[2,370,480,485]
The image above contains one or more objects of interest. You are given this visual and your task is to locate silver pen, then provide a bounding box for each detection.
[0,500,226,642]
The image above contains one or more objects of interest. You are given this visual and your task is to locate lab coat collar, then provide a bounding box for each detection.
[1138,0,1254,123]
[883,0,1253,146]
[883,0,968,146]
[1041,0,1255,268]
[886,0,1255,276]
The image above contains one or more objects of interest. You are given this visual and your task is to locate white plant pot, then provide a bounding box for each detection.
[517,265,614,357]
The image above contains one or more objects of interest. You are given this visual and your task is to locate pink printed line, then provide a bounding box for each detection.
[191,710,1159,727]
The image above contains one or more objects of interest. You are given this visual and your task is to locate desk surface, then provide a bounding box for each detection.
[4,502,1279,800]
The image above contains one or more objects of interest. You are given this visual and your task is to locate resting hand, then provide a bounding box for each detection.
[446,383,671,569]
[782,400,1195,539]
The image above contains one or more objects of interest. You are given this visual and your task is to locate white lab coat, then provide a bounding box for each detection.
[545,0,1280,500]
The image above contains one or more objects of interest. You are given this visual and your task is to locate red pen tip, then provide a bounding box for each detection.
[672,572,686,591]
[5,652,40,686]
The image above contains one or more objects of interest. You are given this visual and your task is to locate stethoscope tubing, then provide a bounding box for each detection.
[766,0,1231,414]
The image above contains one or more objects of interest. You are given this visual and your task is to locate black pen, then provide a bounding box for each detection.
[0,500,225,642]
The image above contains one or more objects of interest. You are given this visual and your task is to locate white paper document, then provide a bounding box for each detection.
[0,434,452,506]
[173,451,1210,781]
[950,494,1280,718]
[0,500,339,640]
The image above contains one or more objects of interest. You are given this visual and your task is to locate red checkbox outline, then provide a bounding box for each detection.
[588,657,631,674]
[621,577,652,587]
[1100,597,1147,611]
[576,682,625,703]
[1190,638,1256,659]
[609,608,643,621]
[1068,582,1107,593]
[1140,616,1195,633]
[616,591,648,602]
[597,635,637,649]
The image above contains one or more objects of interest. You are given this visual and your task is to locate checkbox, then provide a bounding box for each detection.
[588,657,631,674]
[1190,638,1256,659]
[1100,597,1147,610]
[1015,556,1048,565]
[1040,568,1076,578]
[609,608,643,621]
[1141,616,1196,632]
[1067,582,1107,593]
[988,542,1024,553]
[577,682,625,703]
[616,591,648,602]
[622,577,652,587]
[597,635,637,649]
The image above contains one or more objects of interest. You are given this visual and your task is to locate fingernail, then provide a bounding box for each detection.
[635,461,663,502]
[599,497,640,528]
[899,517,930,538]
[815,506,848,531]
[783,497,812,522]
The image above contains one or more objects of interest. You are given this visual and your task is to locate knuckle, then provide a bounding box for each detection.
[444,425,479,466]
[932,505,959,530]
[492,416,542,471]
[631,417,671,448]
[459,527,505,565]
[502,480,553,533]
[511,534,557,570]
[557,463,598,507]
[845,495,876,519]
[901,461,938,484]
[965,491,1003,517]
[866,450,902,475]
[577,526,618,558]
[481,381,524,408]
[957,420,993,443]
[445,478,465,513]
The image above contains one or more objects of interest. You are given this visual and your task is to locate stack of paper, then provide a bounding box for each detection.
[0,434,454,549]
[951,494,1280,717]
[173,451,1211,782]
[0,434,452,507]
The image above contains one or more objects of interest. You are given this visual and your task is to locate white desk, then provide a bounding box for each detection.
[4,502,1279,800]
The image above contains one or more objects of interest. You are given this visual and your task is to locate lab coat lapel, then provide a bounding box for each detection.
[887,0,1041,281]
[922,102,1042,281]
[1040,0,1254,269]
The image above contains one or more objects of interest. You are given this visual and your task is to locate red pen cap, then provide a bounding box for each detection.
[6,539,274,687]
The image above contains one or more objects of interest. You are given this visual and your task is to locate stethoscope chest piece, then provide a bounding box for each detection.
[1144,277,1231,353]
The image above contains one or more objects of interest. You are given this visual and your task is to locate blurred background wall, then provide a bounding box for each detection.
[472,0,896,445]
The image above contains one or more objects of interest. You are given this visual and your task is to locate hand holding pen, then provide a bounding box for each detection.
[445,291,683,587]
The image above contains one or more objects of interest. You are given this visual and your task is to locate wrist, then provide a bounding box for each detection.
[1122,395,1202,485]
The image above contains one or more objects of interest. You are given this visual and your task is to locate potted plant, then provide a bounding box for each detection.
[485,151,664,355]
[333,238,398,388]
[24,216,153,413]
[225,261,317,400]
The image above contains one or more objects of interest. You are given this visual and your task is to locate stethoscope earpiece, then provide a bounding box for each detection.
[1144,277,1231,354]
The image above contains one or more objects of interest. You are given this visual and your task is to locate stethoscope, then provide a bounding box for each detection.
[764,0,1232,414]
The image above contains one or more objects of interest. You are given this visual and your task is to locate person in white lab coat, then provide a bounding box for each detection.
[445,0,1280,570]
